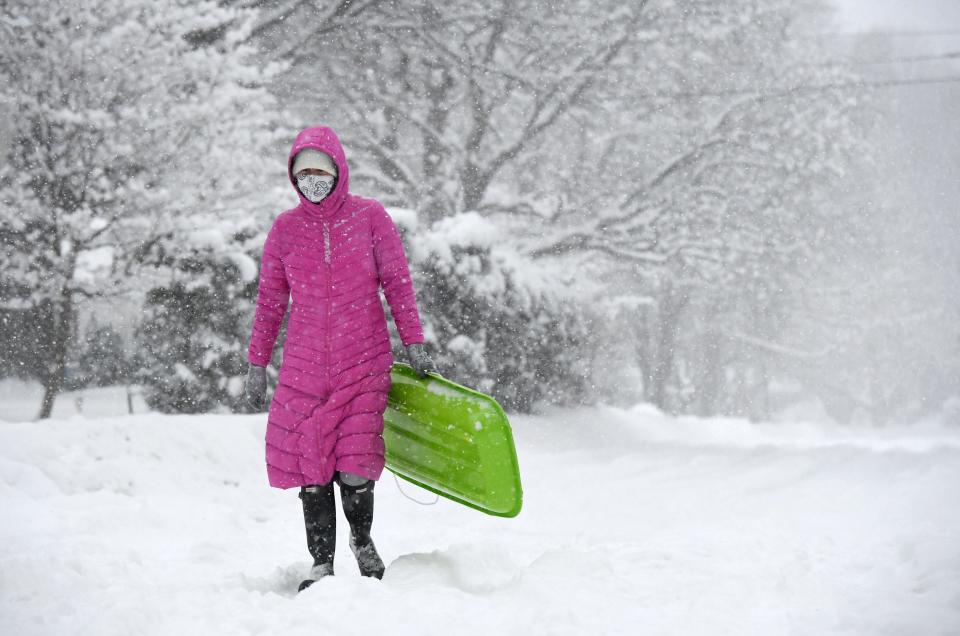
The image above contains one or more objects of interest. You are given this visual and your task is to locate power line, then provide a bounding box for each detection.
[651,75,960,101]
[809,29,960,39]
[853,74,960,89]
[853,52,960,66]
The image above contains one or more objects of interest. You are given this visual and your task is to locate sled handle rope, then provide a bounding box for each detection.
[392,472,439,506]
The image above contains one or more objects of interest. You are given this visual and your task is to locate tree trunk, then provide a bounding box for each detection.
[748,358,771,422]
[697,329,724,417]
[647,285,688,412]
[38,290,74,419]
[421,5,455,225]
[634,309,653,402]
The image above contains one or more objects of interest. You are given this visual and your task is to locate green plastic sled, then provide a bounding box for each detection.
[383,362,523,517]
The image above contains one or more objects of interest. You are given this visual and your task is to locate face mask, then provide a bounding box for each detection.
[296,174,335,202]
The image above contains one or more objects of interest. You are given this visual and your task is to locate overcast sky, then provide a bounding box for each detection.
[831,0,960,32]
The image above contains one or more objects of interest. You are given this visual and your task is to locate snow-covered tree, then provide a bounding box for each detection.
[224,1,647,223]
[0,0,288,417]
[522,0,871,416]
[134,233,260,413]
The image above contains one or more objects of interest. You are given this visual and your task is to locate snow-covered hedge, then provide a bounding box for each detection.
[133,209,593,415]
[401,210,594,413]
[135,233,259,414]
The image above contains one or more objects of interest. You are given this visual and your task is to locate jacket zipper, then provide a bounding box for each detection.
[322,220,331,397]
[322,221,331,264]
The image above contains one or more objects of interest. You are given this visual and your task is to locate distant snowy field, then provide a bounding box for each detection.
[0,378,150,422]
[2,398,959,635]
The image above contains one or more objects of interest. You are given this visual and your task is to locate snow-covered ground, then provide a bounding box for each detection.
[2,403,959,635]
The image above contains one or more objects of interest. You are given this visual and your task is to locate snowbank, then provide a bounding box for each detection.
[2,405,959,635]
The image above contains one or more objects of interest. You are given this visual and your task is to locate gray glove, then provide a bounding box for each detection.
[244,364,268,410]
[405,343,437,378]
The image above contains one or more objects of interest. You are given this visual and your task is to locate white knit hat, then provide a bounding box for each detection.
[293,149,338,177]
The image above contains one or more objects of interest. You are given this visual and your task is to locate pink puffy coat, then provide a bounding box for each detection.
[248,126,425,489]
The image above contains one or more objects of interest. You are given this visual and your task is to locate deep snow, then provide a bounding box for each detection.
[2,403,959,635]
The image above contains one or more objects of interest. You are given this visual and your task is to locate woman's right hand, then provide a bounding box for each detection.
[245,364,268,410]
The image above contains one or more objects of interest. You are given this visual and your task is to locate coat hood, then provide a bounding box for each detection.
[288,126,350,217]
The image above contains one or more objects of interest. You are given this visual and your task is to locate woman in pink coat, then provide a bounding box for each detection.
[244,125,437,591]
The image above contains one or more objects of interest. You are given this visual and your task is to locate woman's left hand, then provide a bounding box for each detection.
[405,343,437,378]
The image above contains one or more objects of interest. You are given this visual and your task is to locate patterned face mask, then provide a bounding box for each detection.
[296,174,335,202]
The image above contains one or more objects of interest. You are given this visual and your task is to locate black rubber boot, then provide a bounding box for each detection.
[297,482,336,592]
[339,477,385,579]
